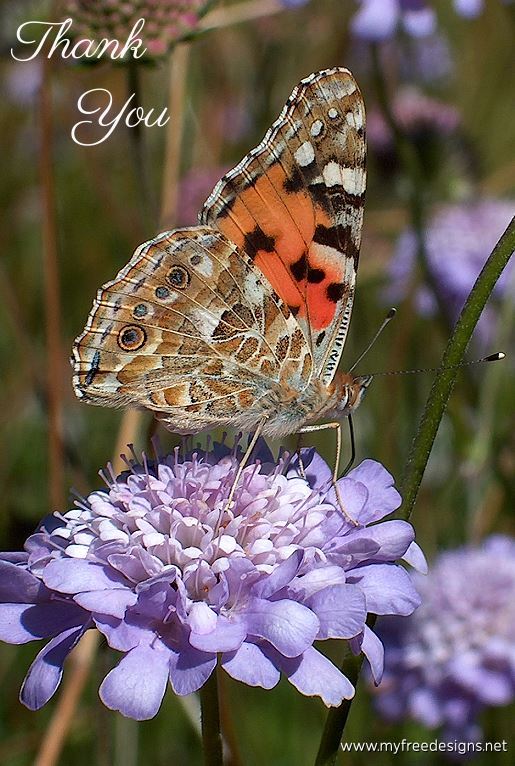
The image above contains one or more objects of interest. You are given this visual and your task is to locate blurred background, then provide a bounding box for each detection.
[0,0,514,763]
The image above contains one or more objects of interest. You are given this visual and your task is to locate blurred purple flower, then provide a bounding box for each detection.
[350,0,508,41]
[350,0,436,41]
[453,0,483,16]
[374,536,515,745]
[386,199,515,343]
[61,0,213,59]
[0,445,425,720]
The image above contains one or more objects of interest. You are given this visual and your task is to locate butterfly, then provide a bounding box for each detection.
[72,68,370,487]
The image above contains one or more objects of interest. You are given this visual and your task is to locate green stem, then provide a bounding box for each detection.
[399,216,515,519]
[200,669,224,766]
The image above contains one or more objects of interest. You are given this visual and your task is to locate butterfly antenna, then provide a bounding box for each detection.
[349,308,397,373]
[365,352,505,377]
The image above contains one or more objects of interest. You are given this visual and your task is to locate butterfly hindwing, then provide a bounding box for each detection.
[201,67,366,385]
[72,228,312,433]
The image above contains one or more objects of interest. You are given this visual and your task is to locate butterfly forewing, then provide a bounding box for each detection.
[201,67,366,385]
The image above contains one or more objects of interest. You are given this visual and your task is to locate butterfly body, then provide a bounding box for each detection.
[72,68,369,444]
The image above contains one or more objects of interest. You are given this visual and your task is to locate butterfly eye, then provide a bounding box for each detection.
[118,325,147,351]
[166,265,190,289]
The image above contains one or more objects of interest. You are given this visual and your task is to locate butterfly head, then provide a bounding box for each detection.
[330,372,373,417]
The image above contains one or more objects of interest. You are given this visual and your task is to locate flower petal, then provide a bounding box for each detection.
[43,559,130,594]
[253,550,303,599]
[99,645,169,720]
[361,625,385,684]
[348,564,421,615]
[278,646,355,706]
[169,645,216,695]
[244,598,319,657]
[347,460,401,522]
[0,561,50,603]
[20,626,86,709]
[0,601,89,643]
[307,584,366,639]
[188,616,246,653]
[74,588,137,618]
[222,641,280,689]
[402,541,428,573]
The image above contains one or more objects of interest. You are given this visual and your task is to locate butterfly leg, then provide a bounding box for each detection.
[342,414,356,476]
[295,432,307,479]
[223,417,268,516]
[298,422,359,527]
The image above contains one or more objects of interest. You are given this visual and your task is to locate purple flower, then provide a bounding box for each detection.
[373,536,515,745]
[0,445,424,720]
[350,0,436,41]
[386,199,515,344]
[350,0,508,41]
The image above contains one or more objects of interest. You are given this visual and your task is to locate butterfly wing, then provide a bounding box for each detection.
[201,67,366,385]
[72,228,312,433]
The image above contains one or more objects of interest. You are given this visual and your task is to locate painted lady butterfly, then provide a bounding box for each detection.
[72,68,369,474]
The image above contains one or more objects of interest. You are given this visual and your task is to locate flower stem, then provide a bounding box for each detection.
[200,669,224,766]
[314,654,362,766]
[399,216,515,519]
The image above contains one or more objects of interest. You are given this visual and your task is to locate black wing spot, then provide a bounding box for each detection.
[307,268,325,284]
[313,224,340,249]
[243,225,276,259]
[315,331,326,348]
[85,350,101,386]
[288,304,300,317]
[291,253,307,282]
[326,282,346,304]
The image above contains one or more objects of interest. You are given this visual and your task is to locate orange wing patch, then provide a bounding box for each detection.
[201,67,366,383]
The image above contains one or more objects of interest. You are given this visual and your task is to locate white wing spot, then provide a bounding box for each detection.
[195,256,214,278]
[323,161,344,188]
[328,108,339,120]
[347,106,364,130]
[294,141,315,167]
[310,119,324,137]
[342,167,366,195]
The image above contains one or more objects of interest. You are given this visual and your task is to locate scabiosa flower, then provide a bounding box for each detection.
[0,444,425,720]
[60,0,214,60]
[350,0,437,41]
[386,199,515,343]
[350,0,509,41]
[373,536,515,745]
